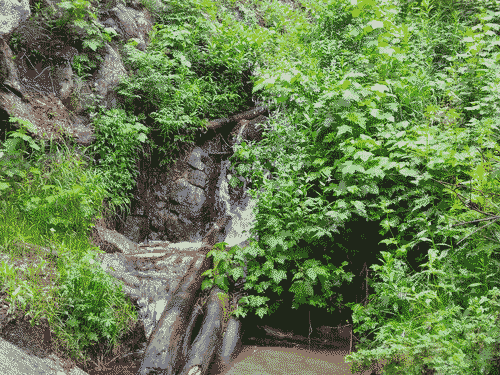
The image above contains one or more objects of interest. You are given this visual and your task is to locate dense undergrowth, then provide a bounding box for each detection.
[1,0,500,373]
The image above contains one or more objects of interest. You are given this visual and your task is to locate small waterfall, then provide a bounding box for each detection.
[215,159,259,249]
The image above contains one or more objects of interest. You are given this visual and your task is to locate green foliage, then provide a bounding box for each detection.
[116,10,254,167]
[0,118,107,236]
[83,108,151,215]
[0,119,137,364]
[216,291,235,324]
[19,0,119,82]
[53,0,114,52]
[53,252,137,356]
[72,53,98,79]
[5,0,500,372]
[346,249,500,374]
[8,31,24,55]
[54,0,93,28]
[195,0,500,372]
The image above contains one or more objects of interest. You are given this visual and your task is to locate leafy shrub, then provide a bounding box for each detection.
[197,0,500,372]
[53,252,137,357]
[0,117,107,236]
[116,10,254,167]
[53,0,117,52]
[346,251,500,374]
[0,115,137,365]
[83,108,151,215]
[72,53,98,80]
[4,0,500,372]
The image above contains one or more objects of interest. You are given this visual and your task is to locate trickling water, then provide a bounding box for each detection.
[215,159,259,249]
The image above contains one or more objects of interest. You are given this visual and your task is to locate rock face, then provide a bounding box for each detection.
[0,0,157,145]
[124,116,267,246]
[0,0,30,36]
[0,336,88,375]
[0,0,272,247]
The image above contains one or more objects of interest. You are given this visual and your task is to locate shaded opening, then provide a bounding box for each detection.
[189,310,205,347]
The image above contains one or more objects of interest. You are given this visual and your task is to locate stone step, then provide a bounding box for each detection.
[137,240,204,254]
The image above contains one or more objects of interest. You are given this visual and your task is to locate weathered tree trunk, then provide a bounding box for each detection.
[201,105,270,132]
[136,215,244,375]
[178,286,225,375]
[214,317,242,371]
[137,254,211,375]
[181,304,204,361]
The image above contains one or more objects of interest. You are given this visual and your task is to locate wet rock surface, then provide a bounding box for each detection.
[120,110,269,246]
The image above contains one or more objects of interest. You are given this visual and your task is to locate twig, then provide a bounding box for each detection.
[452,215,500,227]
[449,189,493,216]
[432,177,499,214]
[25,54,37,71]
[16,51,26,63]
[482,235,498,243]
[457,219,499,245]
[49,68,56,96]
[365,262,368,307]
[349,325,352,355]
[34,65,50,80]
[308,309,311,350]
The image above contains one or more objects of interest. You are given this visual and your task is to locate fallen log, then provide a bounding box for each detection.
[201,105,270,133]
[178,286,225,375]
[137,253,212,375]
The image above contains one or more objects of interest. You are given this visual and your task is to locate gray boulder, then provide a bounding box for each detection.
[98,3,153,52]
[92,43,129,110]
[0,336,88,375]
[0,0,30,36]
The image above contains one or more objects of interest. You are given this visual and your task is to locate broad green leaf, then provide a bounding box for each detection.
[201,279,213,290]
[341,161,365,175]
[230,267,245,281]
[293,272,304,281]
[337,125,352,136]
[248,295,269,307]
[366,167,385,178]
[256,307,268,318]
[371,83,389,92]
[353,151,374,162]
[270,269,287,283]
[399,168,419,177]
[352,200,366,214]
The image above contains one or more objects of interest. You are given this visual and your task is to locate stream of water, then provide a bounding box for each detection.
[215,159,259,249]
[208,344,380,375]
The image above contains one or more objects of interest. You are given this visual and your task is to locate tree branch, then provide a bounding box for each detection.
[452,215,500,227]
[457,219,499,245]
